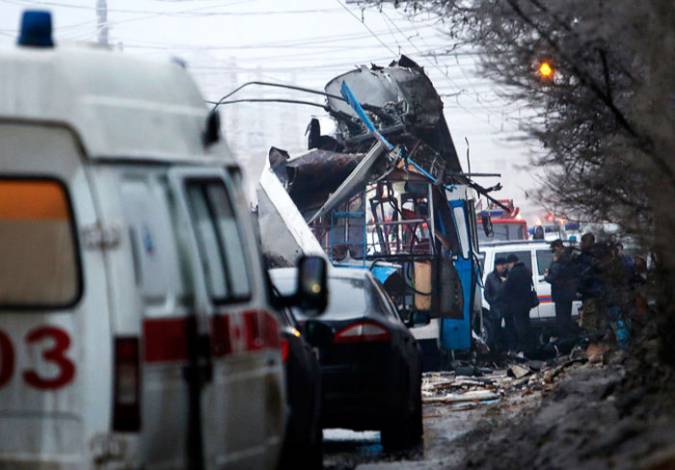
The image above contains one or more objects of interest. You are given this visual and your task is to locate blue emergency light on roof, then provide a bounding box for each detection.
[18,10,54,48]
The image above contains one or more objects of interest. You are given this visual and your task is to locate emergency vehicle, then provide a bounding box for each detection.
[0,10,325,469]
[477,199,528,242]
[479,240,581,328]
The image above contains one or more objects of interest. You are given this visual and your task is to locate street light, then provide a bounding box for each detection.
[538,60,555,80]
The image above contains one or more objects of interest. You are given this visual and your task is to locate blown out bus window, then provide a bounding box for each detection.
[185,179,251,303]
[0,179,81,308]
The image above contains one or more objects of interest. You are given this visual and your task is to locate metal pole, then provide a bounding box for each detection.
[464,137,472,176]
[428,183,436,256]
[96,0,108,46]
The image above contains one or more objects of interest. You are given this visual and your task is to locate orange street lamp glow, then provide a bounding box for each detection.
[538,61,554,79]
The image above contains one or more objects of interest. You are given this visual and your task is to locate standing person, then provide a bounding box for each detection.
[601,243,631,348]
[616,242,636,279]
[503,254,535,355]
[484,257,508,351]
[576,233,606,335]
[545,240,578,337]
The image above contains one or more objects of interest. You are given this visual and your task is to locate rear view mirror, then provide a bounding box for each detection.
[296,255,328,315]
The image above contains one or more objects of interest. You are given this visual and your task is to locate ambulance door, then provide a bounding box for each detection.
[534,247,555,319]
[168,167,284,470]
[97,167,192,468]
[0,123,112,467]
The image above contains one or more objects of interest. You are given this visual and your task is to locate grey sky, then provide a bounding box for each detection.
[0,0,545,221]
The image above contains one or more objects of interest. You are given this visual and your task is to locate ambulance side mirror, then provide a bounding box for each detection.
[295,255,328,316]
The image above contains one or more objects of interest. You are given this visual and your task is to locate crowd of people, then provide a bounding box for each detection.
[484,233,648,357]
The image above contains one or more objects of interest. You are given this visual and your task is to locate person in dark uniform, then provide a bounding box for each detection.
[484,257,508,351]
[545,239,578,337]
[503,254,535,354]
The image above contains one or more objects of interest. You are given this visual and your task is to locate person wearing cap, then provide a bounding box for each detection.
[484,257,508,351]
[545,239,578,337]
[503,253,535,354]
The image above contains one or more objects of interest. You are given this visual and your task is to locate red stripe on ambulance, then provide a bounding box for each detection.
[143,317,190,363]
[143,311,280,363]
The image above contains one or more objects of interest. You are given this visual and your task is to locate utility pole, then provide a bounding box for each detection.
[96,0,109,46]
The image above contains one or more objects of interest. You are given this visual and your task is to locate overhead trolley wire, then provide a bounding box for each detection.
[122,19,439,51]
[334,0,397,56]
[379,8,516,134]
[390,8,526,123]
[0,0,271,15]
[207,98,328,109]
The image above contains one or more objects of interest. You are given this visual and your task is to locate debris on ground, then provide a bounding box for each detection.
[507,364,531,379]
[424,390,500,405]
[351,325,675,470]
[422,348,593,409]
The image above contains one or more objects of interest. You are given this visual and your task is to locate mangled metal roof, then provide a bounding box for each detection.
[322,56,463,178]
[261,57,466,222]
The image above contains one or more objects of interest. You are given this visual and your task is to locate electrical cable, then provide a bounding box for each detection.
[205,98,328,110]
[186,47,455,74]
[208,80,386,117]
[0,0,259,15]
[387,9,525,130]
[333,0,397,57]
[379,9,521,133]
[210,81,345,110]
[118,21,438,52]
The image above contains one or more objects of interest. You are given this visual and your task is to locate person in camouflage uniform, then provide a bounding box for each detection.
[598,243,631,348]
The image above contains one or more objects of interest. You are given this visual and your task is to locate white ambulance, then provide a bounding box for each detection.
[0,10,326,470]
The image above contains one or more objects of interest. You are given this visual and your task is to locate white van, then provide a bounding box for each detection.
[479,240,581,324]
[0,11,325,469]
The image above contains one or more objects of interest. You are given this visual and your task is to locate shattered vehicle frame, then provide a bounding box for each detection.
[264,56,505,357]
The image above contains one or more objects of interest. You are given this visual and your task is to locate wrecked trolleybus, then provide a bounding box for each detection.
[254,57,506,366]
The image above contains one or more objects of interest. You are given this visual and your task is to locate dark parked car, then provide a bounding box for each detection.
[274,304,323,469]
[270,267,423,451]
